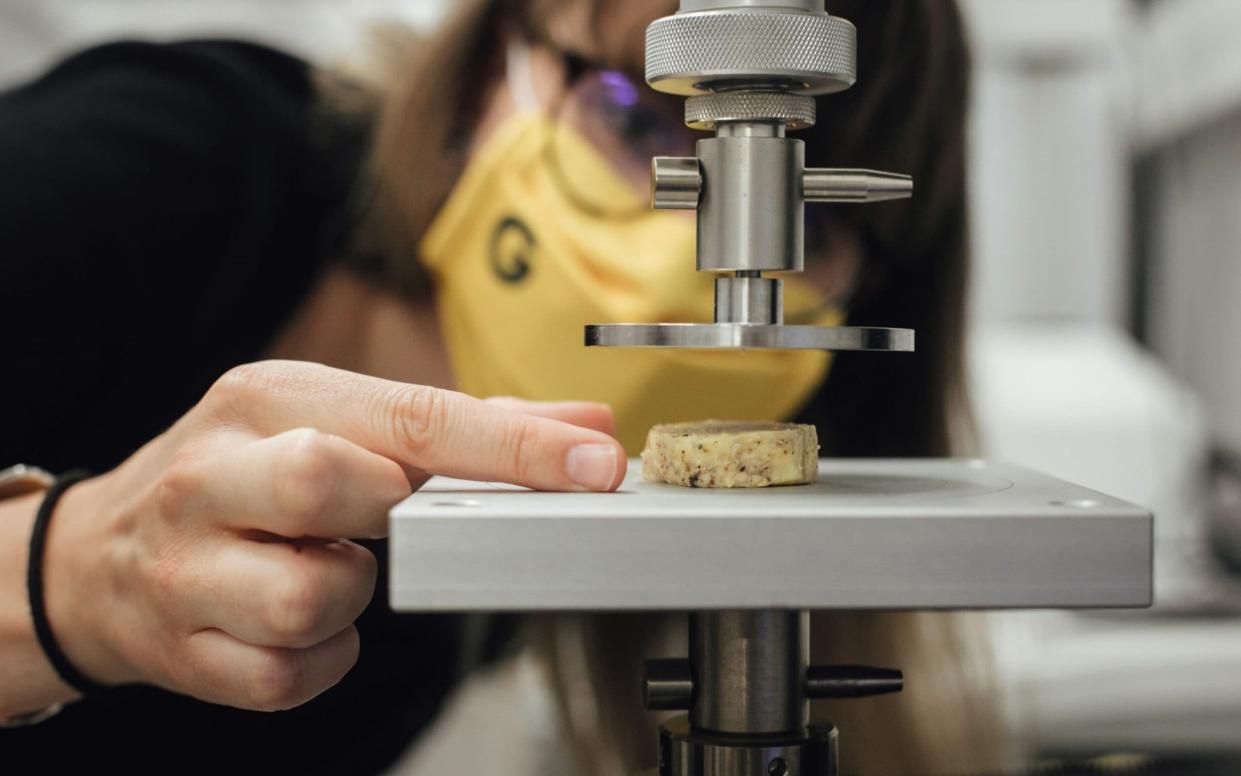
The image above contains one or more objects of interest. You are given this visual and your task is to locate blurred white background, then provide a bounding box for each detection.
[4,0,1241,771]
[0,0,446,88]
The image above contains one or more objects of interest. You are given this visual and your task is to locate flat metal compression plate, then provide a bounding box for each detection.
[584,324,914,351]
[389,460,1152,612]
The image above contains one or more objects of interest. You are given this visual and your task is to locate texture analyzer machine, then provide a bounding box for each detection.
[391,2,1156,775]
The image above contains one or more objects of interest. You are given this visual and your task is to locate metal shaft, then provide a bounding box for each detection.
[803,169,914,203]
[689,610,810,736]
[715,276,783,324]
[697,125,804,275]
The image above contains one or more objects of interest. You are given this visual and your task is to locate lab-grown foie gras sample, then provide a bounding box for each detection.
[640,420,819,488]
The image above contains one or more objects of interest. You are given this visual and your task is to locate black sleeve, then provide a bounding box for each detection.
[0,41,355,472]
[0,44,468,775]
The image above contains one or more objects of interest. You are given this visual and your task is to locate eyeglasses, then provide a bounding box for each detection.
[546,53,698,219]
[532,46,846,313]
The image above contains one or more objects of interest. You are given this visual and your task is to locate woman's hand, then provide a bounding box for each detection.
[43,361,625,711]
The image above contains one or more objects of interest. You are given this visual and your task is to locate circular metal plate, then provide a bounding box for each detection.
[646,11,857,96]
[584,323,914,351]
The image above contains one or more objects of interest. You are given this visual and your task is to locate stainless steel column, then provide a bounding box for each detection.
[659,609,837,776]
[697,124,804,275]
[690,610,809,736]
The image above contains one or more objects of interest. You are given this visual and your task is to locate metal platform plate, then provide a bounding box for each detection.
[389,459,1152,612]
[584,323,914,351]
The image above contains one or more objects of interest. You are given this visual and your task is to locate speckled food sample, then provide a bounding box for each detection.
[640,420,819,488]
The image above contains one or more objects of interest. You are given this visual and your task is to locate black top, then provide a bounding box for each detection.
[0,41,464,773]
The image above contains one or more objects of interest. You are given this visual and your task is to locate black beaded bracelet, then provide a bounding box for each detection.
[26,469,109,696]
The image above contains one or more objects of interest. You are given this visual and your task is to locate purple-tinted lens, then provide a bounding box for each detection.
[599,70,640,108]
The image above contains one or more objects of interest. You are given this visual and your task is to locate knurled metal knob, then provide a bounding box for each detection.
[685,92,817,131]
[645,10,857,96]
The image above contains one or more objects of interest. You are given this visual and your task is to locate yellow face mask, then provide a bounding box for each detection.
[419,111,839,453]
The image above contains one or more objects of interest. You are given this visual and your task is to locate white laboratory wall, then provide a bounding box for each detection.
[963,1,1241,759]
[959,0,1241,466]
[1138,0,1241,456]
[957,0,1201,525]
[1149,117,1241,455]
[1135,0,1241,151]
[959,0,1135,326]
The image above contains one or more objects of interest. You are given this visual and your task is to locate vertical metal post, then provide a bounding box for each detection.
[690,610,809,736]
[659,609,837,776]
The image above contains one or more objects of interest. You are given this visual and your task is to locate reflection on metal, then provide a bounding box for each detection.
[585,323,915,351]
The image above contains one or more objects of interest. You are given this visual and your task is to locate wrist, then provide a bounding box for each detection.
[43,472,140,688]
[0,491,77,719]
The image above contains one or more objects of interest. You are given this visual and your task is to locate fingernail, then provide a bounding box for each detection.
[565,444,619,491]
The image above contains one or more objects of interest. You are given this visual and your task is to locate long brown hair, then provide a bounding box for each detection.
[796,0,976,459]
[335,1,1001,773]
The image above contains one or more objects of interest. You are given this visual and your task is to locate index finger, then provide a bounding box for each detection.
[209,362,628,492]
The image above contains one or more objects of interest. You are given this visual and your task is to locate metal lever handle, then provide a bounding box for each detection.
[803,169,913,203]
[644,658,694,710]
[654,161,911,210]
[643,659,903,711]
[652,157,702,210]
[804,665,904,699]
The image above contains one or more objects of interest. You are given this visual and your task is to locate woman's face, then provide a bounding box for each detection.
[469,0,862,305]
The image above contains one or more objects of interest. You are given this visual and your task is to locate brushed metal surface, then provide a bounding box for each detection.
[714,276,783,324]
[691,610,808,734]
[389,460,1154,611]
[646,11,857,96]
[803,169,914,203]
[697,135,804,273]
[584,323,915,351]
[686,92,817,130]
[680,0,824,11]
[652,156,703,210]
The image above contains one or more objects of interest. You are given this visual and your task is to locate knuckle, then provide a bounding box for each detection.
[247,650,304,711]
[209,362,272,405]
[390,385,446,461]
[146,551,184,605]
[265,567,329,644]
[272,429,337,525]
[155,450,210,520]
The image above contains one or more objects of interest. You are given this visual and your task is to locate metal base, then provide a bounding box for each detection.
[660,717,838,776]
[584,323,914,351]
